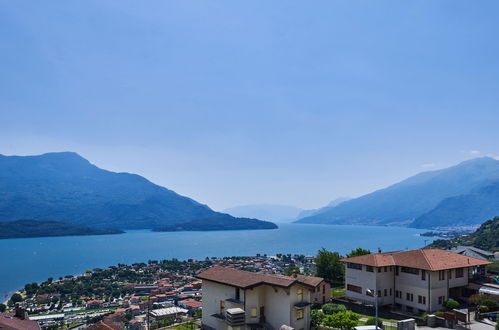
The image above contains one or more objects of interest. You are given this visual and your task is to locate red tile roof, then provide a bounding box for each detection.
[180,299,203,308]
[197,266,324,289]
[0,313,40,330]
[341,248,492,271]
[87,320,121,330]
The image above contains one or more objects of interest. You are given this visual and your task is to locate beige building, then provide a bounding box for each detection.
[341,248,491,313]
[197,266,325,330]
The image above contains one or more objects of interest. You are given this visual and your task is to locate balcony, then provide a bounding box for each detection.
[294,301,311,309]
[225,307,246,327]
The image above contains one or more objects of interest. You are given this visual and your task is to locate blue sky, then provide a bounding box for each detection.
[1,1,499,210]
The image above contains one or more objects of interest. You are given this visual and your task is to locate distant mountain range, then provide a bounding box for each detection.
[296,197,351,219]
[0,152,277,231]
[223,198,352,223]
[223,204,303,222]
[296,157,499,229]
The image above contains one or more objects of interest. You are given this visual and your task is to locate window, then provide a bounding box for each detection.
[389,288,392,296]
[395,266,399,276]
[384,289,387,297]
[220,300,225,315]
[347,263,362,270]
[347,284,362,294]
[297,288,303,302]
[418,295,426,305]
[322,284,325,294]
[390,266,393,272]
[377,290,381,297]
[439,270,446,280]
[378,267,382,273]
[395,290,400,298]
[296,309,304,320]
[421,270,426,281]
[235,287,240,300]
[250,307,257,317]
[448,270,452,279]
[438,296,446,305]
[384,266,388,272]
[366,266,374,272]
[456,268,464,278]
[401,267,420,275]
[406,293,413,302]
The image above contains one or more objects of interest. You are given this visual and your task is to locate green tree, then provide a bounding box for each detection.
[315,248,344,284]
[347,248,371,258]
[311,310,325,328]
[284,265,301,276]
[9,293,23,305]
[0,304,6,313]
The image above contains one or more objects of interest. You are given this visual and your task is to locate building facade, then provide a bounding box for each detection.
[197,266,324,330]
[341,248,491,313]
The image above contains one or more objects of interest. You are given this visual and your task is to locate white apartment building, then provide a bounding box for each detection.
[341,248,491,313]
[197,266,325,330]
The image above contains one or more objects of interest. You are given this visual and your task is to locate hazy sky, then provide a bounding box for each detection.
[1,1,499,210]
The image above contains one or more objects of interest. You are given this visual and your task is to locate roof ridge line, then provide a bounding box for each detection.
[420,248,433,270]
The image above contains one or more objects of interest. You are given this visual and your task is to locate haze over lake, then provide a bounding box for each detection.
[0,224,434,299]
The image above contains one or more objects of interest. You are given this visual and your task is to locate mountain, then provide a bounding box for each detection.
[411,181,499,229]
[429,216,499,251]
[0,152,277,230]
[296,197,351,219]
[296,157,499,228]
[0,219,123,239]
[154,213,278,231]
[223,204,303,222]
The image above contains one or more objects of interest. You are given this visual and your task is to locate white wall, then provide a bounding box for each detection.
[202,280,243,330]
[344,264,376,304]
[202,280,312,330]
[344,265,473,313]
[376,266,395,306]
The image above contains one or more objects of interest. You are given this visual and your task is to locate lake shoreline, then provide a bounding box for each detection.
[0,224,434,298]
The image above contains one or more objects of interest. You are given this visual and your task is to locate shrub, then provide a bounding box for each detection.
[365,316,383,328]
[444,299,459,310]
[311,310,325,327]
[323,311,359,329]
[481,299,498,311]
[479,305,489,312]
[433,311,444,317]
[322,303,347,315]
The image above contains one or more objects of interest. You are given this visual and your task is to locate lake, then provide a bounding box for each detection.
[0,223,434,299]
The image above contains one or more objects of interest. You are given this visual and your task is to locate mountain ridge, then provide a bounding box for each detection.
[0,152,277,231]
[223,204,303,222]
[296,157,499,228]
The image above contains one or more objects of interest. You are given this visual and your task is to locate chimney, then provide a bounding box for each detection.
[14,304,27,320]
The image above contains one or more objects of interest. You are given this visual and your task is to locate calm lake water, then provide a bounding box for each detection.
[0,223,434,299]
